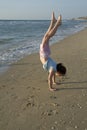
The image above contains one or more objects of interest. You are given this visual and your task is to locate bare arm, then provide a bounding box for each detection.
[48,72,53,89]
[52,73,56,84]
[48,69,57,91]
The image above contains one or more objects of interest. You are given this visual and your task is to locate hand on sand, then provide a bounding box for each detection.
[49,87,58,91]
[53,82,59,85]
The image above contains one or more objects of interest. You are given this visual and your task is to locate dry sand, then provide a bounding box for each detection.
[0,29,87,130]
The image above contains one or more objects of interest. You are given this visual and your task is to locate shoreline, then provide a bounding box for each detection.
[0,26,87,76]
[0,19,87,75]
[0,28,87,130]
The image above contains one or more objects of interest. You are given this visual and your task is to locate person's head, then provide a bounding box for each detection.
[56,63,66,76]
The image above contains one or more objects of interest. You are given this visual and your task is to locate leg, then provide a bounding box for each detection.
[45,12,57,35]
[48,15,62,38]
[42,14,62,47]
[41,12,57,47]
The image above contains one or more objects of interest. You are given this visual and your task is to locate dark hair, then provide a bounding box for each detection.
[56,63,66,75]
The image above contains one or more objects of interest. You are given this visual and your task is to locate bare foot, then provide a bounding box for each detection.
[57,15,62,25]
[52,12,57,24]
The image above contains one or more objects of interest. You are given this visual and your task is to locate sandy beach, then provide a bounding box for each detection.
[0,29,87,130]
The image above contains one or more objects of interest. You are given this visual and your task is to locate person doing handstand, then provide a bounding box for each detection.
[40,12,66,91]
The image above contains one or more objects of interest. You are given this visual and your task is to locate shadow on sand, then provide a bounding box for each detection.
[58,80,87,91]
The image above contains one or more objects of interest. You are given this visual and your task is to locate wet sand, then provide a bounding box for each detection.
[0,29,87,130]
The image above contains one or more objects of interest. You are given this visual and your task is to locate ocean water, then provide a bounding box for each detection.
[0,19,87,74]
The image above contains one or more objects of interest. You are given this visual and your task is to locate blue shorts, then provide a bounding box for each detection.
[43,57,57,72]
